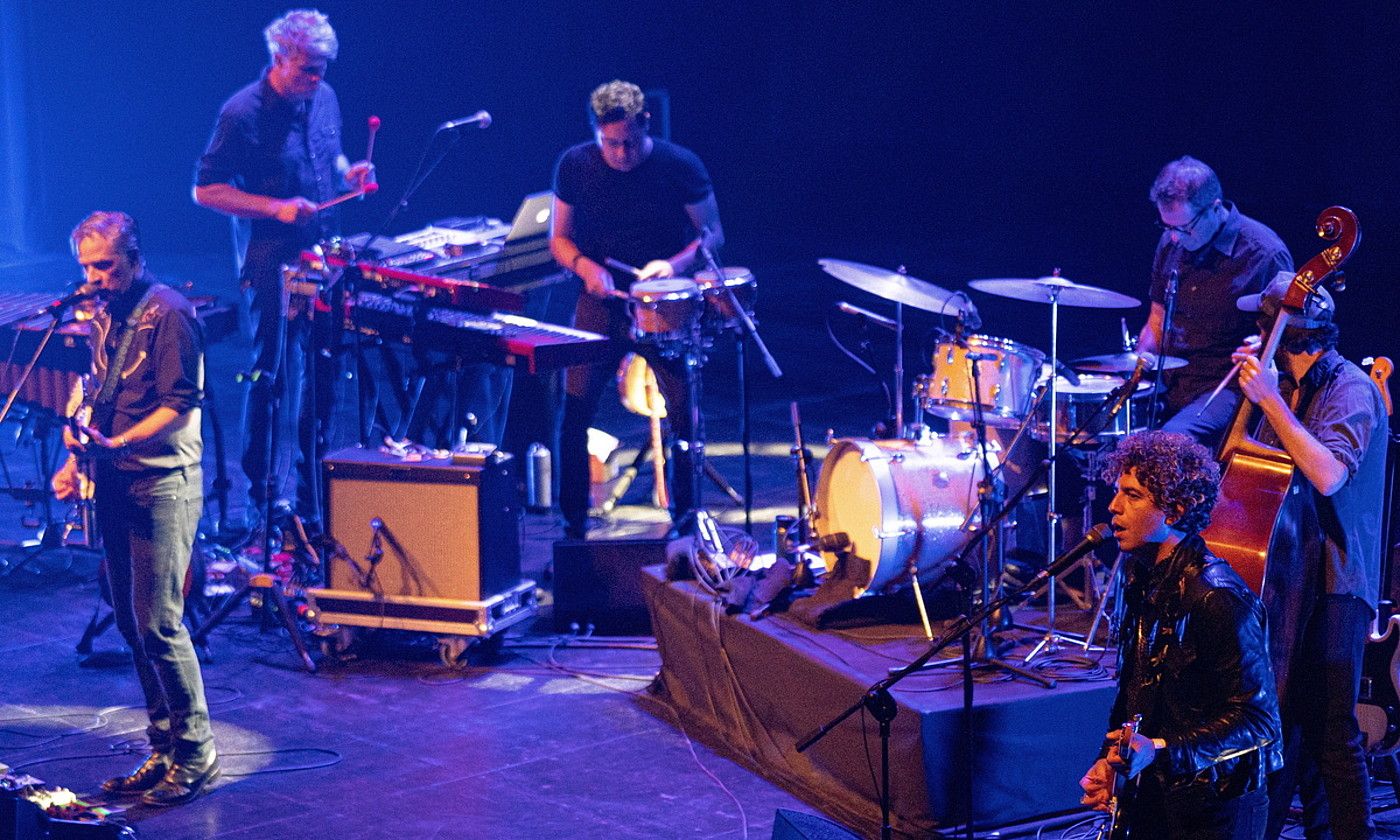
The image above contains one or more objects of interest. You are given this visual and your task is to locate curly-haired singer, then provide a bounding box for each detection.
[1080,431,1282,839]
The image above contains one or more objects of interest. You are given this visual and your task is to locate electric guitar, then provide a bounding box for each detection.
[55,373,97,503]
[1101,714,1143,840]
[1357,356,1398,753]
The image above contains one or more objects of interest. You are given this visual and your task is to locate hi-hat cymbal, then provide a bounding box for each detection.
[819,258,979,322]
[968,275,1140,309]
[1070,351,1187,374]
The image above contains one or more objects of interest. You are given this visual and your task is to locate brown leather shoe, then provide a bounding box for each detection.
[100,753,172,795]
[140,754,221,807]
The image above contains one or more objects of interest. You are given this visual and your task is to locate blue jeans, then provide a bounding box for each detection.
[96,465,213,763]
[1161,387,1241,450]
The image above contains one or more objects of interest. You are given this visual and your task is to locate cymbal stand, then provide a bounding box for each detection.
[920,356,1054,686]
[1024,279,1080,663]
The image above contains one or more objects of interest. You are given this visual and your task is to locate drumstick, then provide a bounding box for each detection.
[365,115,381,164]
[316,181,379,211]
[604,257,643,278]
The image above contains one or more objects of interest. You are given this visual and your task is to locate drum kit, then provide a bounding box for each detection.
[810,258,1186,658]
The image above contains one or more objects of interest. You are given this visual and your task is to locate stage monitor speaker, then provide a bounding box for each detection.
[770,809,861,839]
[552,537,668,635]
[323,447,521,601]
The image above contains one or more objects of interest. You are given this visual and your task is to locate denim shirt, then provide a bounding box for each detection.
[195,72,345,285]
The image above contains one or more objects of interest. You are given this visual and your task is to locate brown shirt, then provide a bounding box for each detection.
[90,277,204,472]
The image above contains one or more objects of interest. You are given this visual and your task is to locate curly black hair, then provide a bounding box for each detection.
[1100,430,1221,534]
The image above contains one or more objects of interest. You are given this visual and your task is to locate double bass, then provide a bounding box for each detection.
[1200,206,1361,593]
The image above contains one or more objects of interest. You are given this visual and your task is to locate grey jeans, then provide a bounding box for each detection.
[96,464,213,762]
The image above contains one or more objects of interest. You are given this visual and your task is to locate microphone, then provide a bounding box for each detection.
[1106,354,1150,420]
[1055,359,1082,387]
[37,283,98,315]
[438,111,492,131]
[836,301,896,332]
[1028,524,1111,586]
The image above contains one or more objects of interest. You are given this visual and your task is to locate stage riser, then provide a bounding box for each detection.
[642,567,1115,834]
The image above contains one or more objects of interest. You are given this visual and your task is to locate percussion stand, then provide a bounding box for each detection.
[192,264,317,673]
[696,245,782,532]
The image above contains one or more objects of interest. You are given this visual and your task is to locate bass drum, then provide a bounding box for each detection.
[812,436,984,594]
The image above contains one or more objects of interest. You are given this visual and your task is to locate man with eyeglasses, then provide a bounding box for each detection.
[193,9,372,532]
[1134,157,1292,447]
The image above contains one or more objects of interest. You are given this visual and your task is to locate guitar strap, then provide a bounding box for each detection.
[93,284,163,419]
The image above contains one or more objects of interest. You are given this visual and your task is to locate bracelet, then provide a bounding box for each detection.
[114,435,128,450]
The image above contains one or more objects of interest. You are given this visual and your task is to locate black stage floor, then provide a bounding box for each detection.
[4,251,1393,839]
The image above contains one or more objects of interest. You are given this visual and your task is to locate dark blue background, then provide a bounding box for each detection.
[4,1,1397,363]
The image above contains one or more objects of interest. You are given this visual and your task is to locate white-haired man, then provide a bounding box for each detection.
[193,9,371,528]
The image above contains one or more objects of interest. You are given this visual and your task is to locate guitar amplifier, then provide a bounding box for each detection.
[309,447,533,638]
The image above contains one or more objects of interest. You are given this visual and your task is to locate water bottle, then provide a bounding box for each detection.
[526,443,552,512]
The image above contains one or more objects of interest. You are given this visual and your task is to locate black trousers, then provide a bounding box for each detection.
[559,293,701,533]
[1127,774,1268,840]
[1265,594,1375,840]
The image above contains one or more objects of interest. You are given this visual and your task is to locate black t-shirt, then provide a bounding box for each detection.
[553,139,712,289]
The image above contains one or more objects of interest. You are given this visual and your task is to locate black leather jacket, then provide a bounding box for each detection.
[1106,534,1283,795]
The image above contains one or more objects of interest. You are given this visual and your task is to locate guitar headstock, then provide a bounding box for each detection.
[1367,356,1392,417]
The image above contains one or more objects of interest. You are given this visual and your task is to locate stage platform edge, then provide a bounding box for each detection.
[641,566,1116,836]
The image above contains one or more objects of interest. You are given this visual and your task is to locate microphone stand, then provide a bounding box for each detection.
[366,126,468,248]
[193,264,317,672]
[1145,268,1178,429]
[797,526,1107,840]
[0,302,93,572]
[697,239,780,533]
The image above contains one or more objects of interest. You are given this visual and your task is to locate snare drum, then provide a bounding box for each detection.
[693,267,757,334]
[1032,373,1154,445]
[920,335,1045,428]
[628,279,702,355]
[812,436,985,594]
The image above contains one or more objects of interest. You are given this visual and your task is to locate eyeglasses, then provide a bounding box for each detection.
[1155,203,1212,236]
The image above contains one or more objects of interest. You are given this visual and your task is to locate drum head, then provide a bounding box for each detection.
[813,437,982,593]
[631,278,699,299]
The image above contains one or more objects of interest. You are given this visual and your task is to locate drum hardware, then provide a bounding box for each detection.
[914,349,1055,686]
[968,270,1140,664]
[820,258,979,438]
[697,239,781,534]
[598,354,743,515]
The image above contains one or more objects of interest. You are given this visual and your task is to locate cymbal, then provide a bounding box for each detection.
[819,258,980,322]
[1070,351,1187,374]
[968,275,1140,309]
